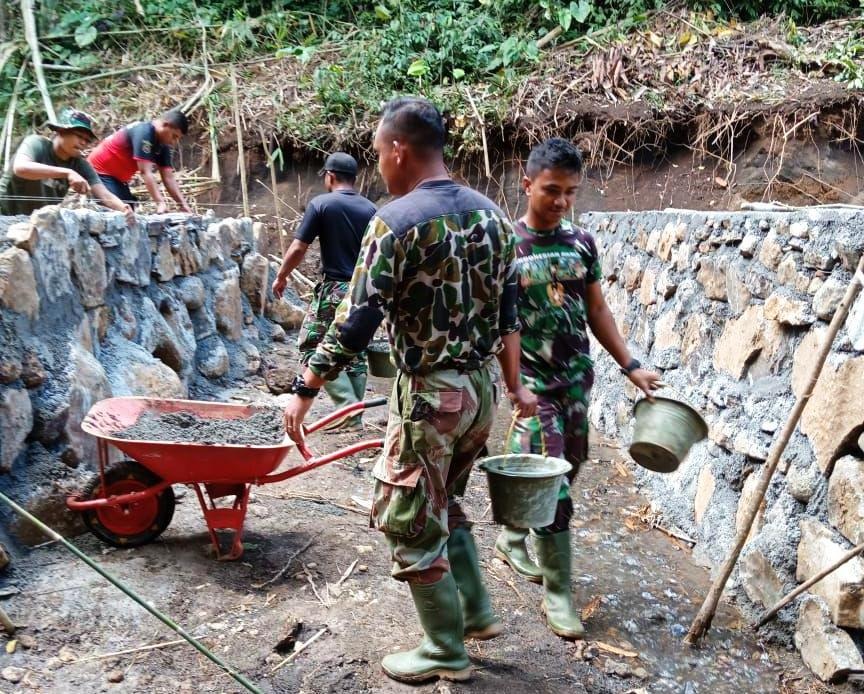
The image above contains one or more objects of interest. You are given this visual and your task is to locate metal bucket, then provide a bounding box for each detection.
[367,342,396,378]
[629,396,708,473]
[478,454,572,528]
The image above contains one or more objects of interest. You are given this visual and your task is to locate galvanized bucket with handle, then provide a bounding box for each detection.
[478,412,571,528]
[629,385,708,473]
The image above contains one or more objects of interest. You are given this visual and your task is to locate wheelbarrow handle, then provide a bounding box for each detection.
[362,396,388,409]
[303,396,388,436]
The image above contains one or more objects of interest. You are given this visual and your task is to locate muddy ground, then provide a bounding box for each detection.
[0,336,853,694]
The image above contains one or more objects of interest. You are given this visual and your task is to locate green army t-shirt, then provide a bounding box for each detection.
[0,135,101,215]
[513,217,603,398]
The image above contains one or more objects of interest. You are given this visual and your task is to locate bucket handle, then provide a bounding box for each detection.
[504,408,547,457]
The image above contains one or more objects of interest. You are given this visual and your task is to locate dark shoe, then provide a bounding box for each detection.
[448,526,502,640]
[381,574,473,683]
[494,527,543,584]
[534,530,585,639]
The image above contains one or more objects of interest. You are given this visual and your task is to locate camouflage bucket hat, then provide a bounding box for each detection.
[46,107,97,140]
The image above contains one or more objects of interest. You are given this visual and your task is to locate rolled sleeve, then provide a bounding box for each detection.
[308,216,399,380]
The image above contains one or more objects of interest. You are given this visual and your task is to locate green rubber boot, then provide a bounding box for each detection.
[381,574,472,683]
[348,371,367,401]
[322,372,362,430]
[534,530,585,639]
[447,526,502,640]
[494,527,543,583]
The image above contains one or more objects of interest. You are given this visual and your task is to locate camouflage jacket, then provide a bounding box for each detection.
[514,218,602,396]
[307,179,520,379]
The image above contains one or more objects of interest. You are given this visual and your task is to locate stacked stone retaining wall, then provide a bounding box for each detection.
[0,207,304,550]
[580,206,864,682]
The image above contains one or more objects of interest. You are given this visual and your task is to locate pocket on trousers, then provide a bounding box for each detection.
[372,476,428,538]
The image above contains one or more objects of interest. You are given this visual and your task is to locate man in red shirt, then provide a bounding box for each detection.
[88,110,192,213]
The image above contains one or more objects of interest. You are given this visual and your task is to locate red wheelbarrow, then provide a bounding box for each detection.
[67,396,386,560]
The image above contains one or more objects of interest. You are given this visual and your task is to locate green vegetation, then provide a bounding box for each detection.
[0,0,861,153]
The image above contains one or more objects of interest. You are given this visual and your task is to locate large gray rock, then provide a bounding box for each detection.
[765,290,815,326]
[797,518,864,629]
[71,234,107,308]
[240,253,270,315]
[103,338,185,398]
[793,340,864,473]
[713,304,763,379]
[786,461,822,503]
[795,596,864,684]
[6,221,37,251]
[152,235,176,282]
[113,224,151,286]
[214,269,243,340]
[63,344,111,467]
[30,208,76,302]
[137,298,191,377]
[266,298,306,330]
[172,224,203,276]
[739,546,784,609]
[0,388,33,471]
[175,276,206,310]
[812,276,847,321]
[196,336,230,379]
[0,248,39,318]
[696,256,728,301]
[828,456,864,545]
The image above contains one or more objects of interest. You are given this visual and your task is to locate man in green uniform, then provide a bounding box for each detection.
[284,96,536,683]
[494,137,659,639]
[0,107,133,223]
[272,152,376,430]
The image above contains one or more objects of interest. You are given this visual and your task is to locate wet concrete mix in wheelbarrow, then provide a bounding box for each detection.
[114,407,286,446]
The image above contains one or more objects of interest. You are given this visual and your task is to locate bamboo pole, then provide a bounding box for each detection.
[20,0,56,122]
[685,254,864,645]
[755,538,864,629]
[0,490,261,694]
[2,61,27,171]
[259,128,285,254]
[230,65,250,218]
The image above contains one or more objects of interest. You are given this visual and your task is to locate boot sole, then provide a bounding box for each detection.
[381,664,473,683]
[465,621,503,641]
[540,601,585,640]
[494,548,543,584]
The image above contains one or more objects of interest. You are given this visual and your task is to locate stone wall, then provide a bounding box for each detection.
[580,206,864,682]
[0,207,304,549]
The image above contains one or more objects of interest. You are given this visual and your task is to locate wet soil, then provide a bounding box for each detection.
[114,408,285,446]
[0,341,847,694]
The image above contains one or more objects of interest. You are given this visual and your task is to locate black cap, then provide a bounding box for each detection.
[317,152,358,176]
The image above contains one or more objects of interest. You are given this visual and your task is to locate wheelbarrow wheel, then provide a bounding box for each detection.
[81,461,176,548]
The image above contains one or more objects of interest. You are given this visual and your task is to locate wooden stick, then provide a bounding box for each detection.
[755,538,864,629]
[259,128,285,255]
[594,641,638,658]
[685,254,864,646]
[229,65,250,218]
[270,627,327,672]
[75,638,190,663]
[463,88,491,179]
[20,0,55,122]
[2,61,26,171]
[251,538,314,589]
[334,559,359,588]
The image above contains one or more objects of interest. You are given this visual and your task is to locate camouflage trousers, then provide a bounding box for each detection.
[509,388,591,535]
[297,280,367,376]
[371,366,496,583]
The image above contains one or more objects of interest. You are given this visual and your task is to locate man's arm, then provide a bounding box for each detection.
[272,239,310,299]
[13,153,90,194]
[90,183,135,225]
[585,281,659,397]
[496,332,537,417]
[283,217,394,440]
[159,167,192,213]
[137,160,167,213]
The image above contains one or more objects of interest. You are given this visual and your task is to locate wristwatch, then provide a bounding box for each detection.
[621,358,642,375]
[289,375,320,399]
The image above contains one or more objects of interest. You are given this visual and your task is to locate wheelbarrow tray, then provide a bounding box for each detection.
[81,396,294,484]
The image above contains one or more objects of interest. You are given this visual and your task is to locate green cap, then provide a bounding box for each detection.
[46,107,97,140]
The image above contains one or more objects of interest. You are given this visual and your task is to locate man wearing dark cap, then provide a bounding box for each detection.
[88,109,192,213]
[0,107,133,222]
[272,151,376,430]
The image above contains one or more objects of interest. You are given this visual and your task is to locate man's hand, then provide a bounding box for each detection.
[66,170,90,195]
[284,394,314,443]
[272,275,287,300]
[180,202,193,213]
[123,205,136,226]
[628,368,661,400]
[156,201,169,214]
[508,385,538,418]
